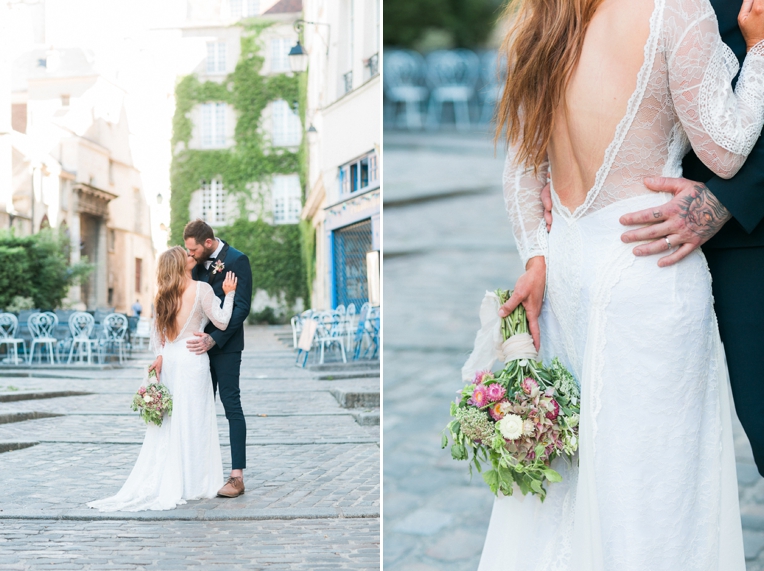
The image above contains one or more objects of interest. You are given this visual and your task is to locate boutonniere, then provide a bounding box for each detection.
[211,260,225,275]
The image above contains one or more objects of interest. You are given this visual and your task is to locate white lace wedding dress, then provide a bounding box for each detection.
[479,0,764,569]
[88,282,234,512]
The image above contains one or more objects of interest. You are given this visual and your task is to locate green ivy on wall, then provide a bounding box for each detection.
[170,21,310,307]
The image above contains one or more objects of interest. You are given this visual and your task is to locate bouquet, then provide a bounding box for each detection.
[131,369,173,427]
[442,289,580,500]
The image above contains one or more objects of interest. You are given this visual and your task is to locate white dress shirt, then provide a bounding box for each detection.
[204,239,225,270]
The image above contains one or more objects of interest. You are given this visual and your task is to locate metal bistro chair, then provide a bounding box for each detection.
[102,313,129,364]
[425,49,481,131]
[67,312,98,365]
[132,318,152,351]
[316,311,347,365]
[384,49,429,130]
[344,303,357,355]
[0,313,25,365]
[479,50,506,124]
[353,303,371,360]
[28,312,59,364]
[291,309,313,349]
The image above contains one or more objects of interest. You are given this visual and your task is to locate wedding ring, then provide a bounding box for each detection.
[665,237,672,249]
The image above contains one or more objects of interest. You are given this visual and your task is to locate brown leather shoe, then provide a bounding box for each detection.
[217,476,245,498]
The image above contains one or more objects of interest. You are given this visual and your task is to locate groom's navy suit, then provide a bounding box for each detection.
[192,241,252,470]
[683,1,764,476]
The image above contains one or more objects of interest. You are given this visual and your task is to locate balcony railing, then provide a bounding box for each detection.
[365,53,379,78]
[343,71,353,94]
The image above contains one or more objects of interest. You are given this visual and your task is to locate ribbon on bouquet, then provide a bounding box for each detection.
[461,291,539,381]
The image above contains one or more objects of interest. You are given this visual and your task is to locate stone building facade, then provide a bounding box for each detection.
[7,47,156,313]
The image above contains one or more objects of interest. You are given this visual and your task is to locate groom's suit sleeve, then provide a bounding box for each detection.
[706,134,764,234]
[209,254,252,350]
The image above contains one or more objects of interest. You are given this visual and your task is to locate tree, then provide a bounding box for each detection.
[383,0,506,49]
[0,229,93,310]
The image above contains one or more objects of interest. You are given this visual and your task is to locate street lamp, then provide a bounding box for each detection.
[289,19,331,73]
[156,193,163,205]
[307,123,317,142]
[288,41,308,73]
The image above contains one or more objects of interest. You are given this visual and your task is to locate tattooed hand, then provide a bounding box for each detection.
[619,177,731,267]
[186,332,217,355]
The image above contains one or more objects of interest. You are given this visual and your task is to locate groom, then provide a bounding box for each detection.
[517,2,764,477]
[184,219,252,497]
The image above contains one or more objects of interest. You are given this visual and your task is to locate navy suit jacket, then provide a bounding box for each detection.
[191,242,253,354]
[683,0,764,248]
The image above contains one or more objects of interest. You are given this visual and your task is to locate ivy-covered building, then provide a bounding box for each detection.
[302,0,381,311]
[170,0,307,318]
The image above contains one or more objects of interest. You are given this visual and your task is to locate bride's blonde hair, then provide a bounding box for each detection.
[154,246,187,343]
[495,0,605,170]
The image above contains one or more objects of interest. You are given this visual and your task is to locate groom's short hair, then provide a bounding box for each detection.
[183,219,215,244]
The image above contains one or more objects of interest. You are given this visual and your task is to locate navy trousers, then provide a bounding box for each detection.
[209,351,246,470]
[706,246,764,476]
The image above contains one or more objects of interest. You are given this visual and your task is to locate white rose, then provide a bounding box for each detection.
[498,414,524,441]
[143,394,152,403]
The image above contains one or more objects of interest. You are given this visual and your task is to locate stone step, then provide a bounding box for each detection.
[0,441,38,454]
[0,391,93,403]
[352,409,380,426]
[309,361,380,372]
[331,389,380,408]
[318,371,380,381]
[0,411,63,425]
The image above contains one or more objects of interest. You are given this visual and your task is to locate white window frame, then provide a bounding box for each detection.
[270,38,291,73]
[206,42,227,74]
[271,99,302,147]
[339,151,379,197]
[201,179,227,226]
[201,103,226,148]
[230,0,259,18]
[272,175,302,225]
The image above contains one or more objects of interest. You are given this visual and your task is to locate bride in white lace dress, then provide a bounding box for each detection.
[478,0,764,569]
[88,246,237,512]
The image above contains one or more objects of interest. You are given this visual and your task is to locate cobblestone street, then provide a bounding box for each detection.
[0,326,379,570]
[382,130,764,570]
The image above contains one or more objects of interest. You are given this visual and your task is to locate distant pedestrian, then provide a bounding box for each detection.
[131,299,142,317]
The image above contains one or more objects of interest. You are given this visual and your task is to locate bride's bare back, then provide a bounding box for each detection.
[549,0,653,212]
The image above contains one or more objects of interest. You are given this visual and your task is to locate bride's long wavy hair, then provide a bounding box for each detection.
[495,0,604,170]
[154,246,188,343]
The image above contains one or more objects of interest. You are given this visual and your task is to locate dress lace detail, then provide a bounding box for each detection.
[482,0,751,568]
[88,281,235,512]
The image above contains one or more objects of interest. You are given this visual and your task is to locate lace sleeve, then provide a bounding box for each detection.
[665,0,764,179]
[503,145,549,267]
[200,282,235,330]
[149,322,164,357]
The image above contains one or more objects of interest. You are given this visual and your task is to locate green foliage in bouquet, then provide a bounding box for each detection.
[132,370,174,427]
[443,289,581,501]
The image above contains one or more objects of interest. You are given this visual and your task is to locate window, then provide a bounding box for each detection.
[61,94,70,107]
[201,179,227,225]
[271,100,301,147]
[270,38,291,72]
[135,258,142,294]
[230,0,259,18]
[339,151,379,196]
[206,42,227,74]
[271,175,301,224]
[201,103,226,148]
[108,229,116,252]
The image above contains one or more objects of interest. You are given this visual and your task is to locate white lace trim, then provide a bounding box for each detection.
[551,0,664,222]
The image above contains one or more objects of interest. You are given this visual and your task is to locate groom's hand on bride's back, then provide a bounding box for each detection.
[619,177,731,267]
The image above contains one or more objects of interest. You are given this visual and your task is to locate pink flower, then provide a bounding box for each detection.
[473,370,494,385]
[470,384,489,408]
[138,387,146,395]
[521,377,539,397]
[489,400,507,421]
[546,399,560,420]
[486,383,506,402]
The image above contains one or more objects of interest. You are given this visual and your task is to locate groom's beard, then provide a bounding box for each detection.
[193,244,217,266]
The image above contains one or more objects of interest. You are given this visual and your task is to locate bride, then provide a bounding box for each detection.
[478,0,764,569]
[88,246,237,511]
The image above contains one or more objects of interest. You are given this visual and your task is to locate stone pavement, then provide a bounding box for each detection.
[0,325,379,570]
[382,129,764,570]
